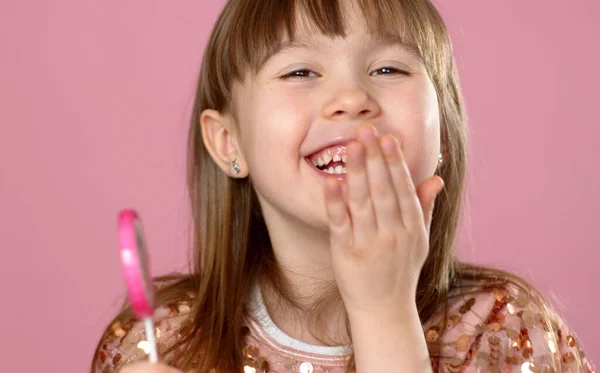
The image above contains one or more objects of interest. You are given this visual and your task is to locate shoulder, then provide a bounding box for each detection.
[425,281,595,373]
[92,297,194,373]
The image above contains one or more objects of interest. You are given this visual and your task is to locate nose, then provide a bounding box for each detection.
[321,85,381,120]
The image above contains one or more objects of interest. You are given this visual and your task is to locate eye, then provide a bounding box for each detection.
[280,69,319,80]
[370,67,409,77]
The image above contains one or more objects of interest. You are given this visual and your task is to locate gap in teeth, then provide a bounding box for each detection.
[310,146,347,169]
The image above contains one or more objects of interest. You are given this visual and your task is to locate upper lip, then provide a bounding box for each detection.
[304,136,357,157]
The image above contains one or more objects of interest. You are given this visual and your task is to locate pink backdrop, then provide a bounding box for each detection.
[0,1,597,371]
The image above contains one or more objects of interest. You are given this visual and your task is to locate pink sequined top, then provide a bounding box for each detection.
[93,283,595,373]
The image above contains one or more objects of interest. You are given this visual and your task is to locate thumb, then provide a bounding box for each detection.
[416,175,445,234]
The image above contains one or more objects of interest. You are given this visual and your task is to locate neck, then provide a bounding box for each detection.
[258,206,351,346]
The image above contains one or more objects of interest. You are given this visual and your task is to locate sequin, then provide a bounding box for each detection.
[299,362,314,373]
[425,326,440,342]
[490,349,501,360]
[92,288,596,373]
[488,322,501,332]
[256,356,269,371]
[446,357,462,373]
[447,315,461,328]
[506,354,521,365]
[98,350,106,364]
[125,331,141,344]
[548,338,557,354]
[284,357,296,370]
[459,298,476,314]
[244,345,259,358]
[114,328,126,338]
[521,361,533,373]
[456,335,470,351]
[477,351,490,361]
[522,340,533,359]
[494,289,506,302]
[488,335,500,347]
[516,293,530,307]
[506,328,520,341]
[121,331,142,350]
[137,341,150,354]
[563,352,575,365]
[474,357,489,371]
[475,323,487,333]
[521,311,535,329]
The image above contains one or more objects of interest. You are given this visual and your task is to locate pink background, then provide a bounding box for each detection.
[0,1,597,371]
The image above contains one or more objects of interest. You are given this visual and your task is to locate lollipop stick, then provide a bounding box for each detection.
[143,317,158,363]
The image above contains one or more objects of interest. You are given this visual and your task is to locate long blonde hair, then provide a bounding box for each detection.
[93,0,558,372]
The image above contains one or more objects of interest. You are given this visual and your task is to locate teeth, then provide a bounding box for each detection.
[323,165,347,174]
[308,146,348,169]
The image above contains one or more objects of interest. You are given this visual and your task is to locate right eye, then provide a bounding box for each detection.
[280,69,319,80]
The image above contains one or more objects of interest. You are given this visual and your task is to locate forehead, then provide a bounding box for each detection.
[263,2,419,61]
[274,32,421,59]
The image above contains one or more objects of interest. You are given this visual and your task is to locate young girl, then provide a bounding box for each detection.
[92,0,595,372]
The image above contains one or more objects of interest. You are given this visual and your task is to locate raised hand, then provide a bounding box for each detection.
[324,124,444,317]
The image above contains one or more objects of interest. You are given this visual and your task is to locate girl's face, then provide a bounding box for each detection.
[232,4,441,233]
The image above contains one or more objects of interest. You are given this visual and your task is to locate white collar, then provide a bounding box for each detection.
[248,283,352,356]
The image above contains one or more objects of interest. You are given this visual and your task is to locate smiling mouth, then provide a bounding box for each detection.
[307,145,348,175]
[313,160,347,174]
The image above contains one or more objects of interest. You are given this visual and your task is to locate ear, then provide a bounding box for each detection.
[200,109,248,178]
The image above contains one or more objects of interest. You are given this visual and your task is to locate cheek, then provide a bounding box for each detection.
[382,83,441,185]
[240,86,316,168]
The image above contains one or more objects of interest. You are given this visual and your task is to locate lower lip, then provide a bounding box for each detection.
[305,158,347,181]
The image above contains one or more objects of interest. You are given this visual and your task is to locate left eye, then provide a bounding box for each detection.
[370,67,407,76]
[280,69,319,80]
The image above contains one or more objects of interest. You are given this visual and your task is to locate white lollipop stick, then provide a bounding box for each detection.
[144,317,158,363]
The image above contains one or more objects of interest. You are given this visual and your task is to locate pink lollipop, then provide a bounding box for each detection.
[117,209,158,363]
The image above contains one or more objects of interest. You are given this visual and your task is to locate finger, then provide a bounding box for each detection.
[381,135,423,229]
[358,126,401,233]
[345,140,376,246]
[416,176,445,235]
[324,178,353,251]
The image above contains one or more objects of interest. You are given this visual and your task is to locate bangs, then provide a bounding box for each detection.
[221,0,452,82]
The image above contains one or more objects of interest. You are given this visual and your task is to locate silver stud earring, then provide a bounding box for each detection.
[438,153,443,165]
[231,159,241,175]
